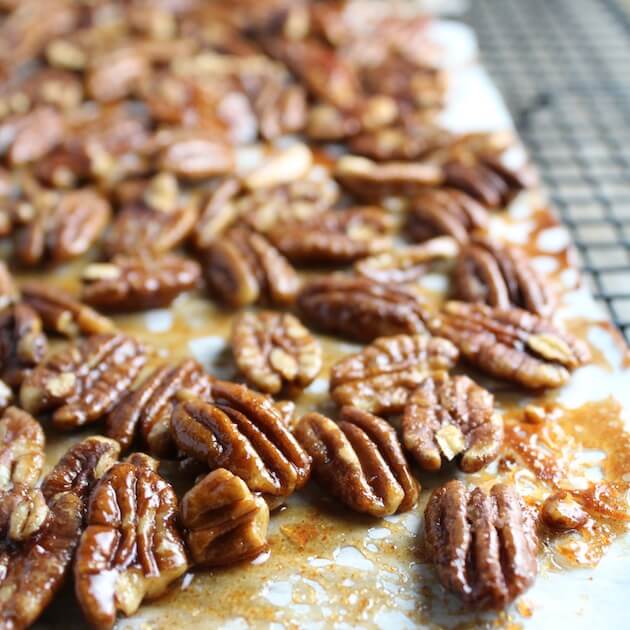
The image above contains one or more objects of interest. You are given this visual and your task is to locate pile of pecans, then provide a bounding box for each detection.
[0,1,600,628]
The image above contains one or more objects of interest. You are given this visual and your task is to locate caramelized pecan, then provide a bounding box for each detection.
[158,136,235,180]
[541,491,589,531]
[243,144,313,191]
[330,334,459,415]
[180,468,269,567]
[403,371,502,472]
[424,480,538,609]
[294,408,418,517]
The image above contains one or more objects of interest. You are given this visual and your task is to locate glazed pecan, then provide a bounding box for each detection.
[106,359,212,455]
[171,380,311,500]
[402,371,502,473]
[294,408,418,517]
[21,282,115,337]
[231,311,322,395]
[75,460,188,630]
[433,301,590,388]
[243,143,313,191]
[180,468,269,567]
[330,334,459,415]
[20,333,147,429]
[541,491,589,531]
[0,484,49,542]
[157,135,235,180]
[407,188,489,244]
[81,254,201,312]
[454,237,553,316]
[424,480,538,610]
[297,276,431,342]
[255,83,307,140]
[201,226,300,308]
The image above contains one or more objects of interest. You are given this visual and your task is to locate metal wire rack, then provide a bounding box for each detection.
[464,0,630,342]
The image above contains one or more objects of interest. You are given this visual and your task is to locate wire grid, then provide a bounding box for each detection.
[464,0,630,342]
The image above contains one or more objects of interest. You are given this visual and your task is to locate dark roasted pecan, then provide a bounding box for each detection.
[330,334,459,415]
[407,188,489,244]
[297,276,431,342]
[294,408,418,517]
[75,460,188,630]
[171,380,311,500]
[20,333,147,429]
[231,311,322,395]
[180,468,269,567]
[424,480,538,610]
[403,371,502,472]
[81,254,201,312]
[106,359,212,455]
[433,301,590,388]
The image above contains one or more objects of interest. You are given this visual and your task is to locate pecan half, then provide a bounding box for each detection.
[424,480,538,609]
[294,408,418,517]
[75,460,188,630]
[297,276,431,342]
[433,301,590,389]
[180,468,269,567]
[243,144,313,191]
[3,107,64,166]
[158,136,235,180]
[231,311,322,395]
[330,334,459,415]
[171,381,311,500]
[20,333,147,429]
[403,371,502,472]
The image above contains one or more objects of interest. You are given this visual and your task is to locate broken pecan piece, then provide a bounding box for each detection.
[75,460,188,630]
[330,334,459,415]
[294,408,418,517]
[433,301,590,388]
[424,480,538,610]
[180,468,269,567]
[403,371,502,472]
[541,491,589,531]
[20,333,147,429]
[231,311,322,395]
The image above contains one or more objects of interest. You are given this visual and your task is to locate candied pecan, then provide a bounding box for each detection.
[407,188,489,244]
[21,282,115,337]
[0,262,18,310]
[403,371,502,473]
[330,334,458,415]
[180,468,269,567]
[231,311,322,395]
[201,226,300,308]
[424,480,538,610]
[541,491,589,531]
[81,254,201,312]
[20,333,147,429]
[297,276,431,342]
[454,237,554,316]
[243,143,313,190]
[433,301,590,389]
[171,380,311,500]
[0,484,49,542]
[106,359,212,455]
[75,460,188,630]
[294,408,418,517]
[158,136,235,180]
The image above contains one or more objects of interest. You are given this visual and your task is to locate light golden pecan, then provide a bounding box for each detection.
[74,460,188,630]
[20,333,147,430]
[243,144,313,191]
[403,371,502,473]
[81,254,201,312]
[425,480,538,610]
[432,301,590,389]
[21,282,115,337]
[294,408,419,517]
[0,262,18,310]
[297,276,431,343]
[106,359,212,455]
[255,82,306,140]
[180,468,269,567]
[231,311,322,395]
[171,380,311,500]
[330,334,459,415]
[158,136,235,180]
[541,491,589,531]
[86,47,149,103]
[0,380,11,413]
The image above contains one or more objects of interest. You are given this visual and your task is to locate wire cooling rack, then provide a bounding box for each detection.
[464,0,630,342]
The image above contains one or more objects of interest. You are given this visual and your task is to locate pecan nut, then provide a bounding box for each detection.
[74,460,188,630]
[20,333,147,429]
[402,371,502,472]
[243,144,313,191]
[180,468,269,567]
[157,136,235,180]
[330,334,459,415]
[0,262,18,310]
[433,301,590,389]
[424,480,538,609]
[231,311,322,395]
[294,408,419,517]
